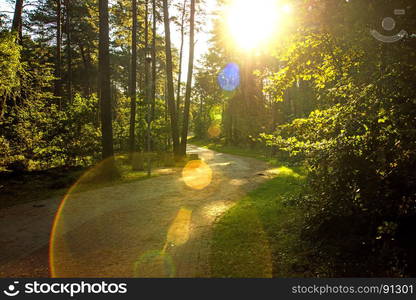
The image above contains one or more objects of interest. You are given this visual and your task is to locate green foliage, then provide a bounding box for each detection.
[211,166,306,277]
[1,92,101,171]
[1,0,177,174]
[0,30,101,171]
[263,0,416,276]
[0,31,22,112]
[55,94,102,166]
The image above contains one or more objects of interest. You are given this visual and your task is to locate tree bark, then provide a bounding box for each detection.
[176,0,187,115]
[162,0,180,158]
[12,0,24,41]
[55,0,62,104]
[79,43,92,96]
[180,0,195,156]
[145,0,152,176]
[151,0,157,121]
[99,0,115,160]
[65,0,72,103]
[129,0,138,154]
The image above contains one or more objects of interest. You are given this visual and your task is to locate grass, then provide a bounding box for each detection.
[190,138,280,165]
[0,152,181,209]
[0,167,82,209]
[68,158,156,195]
[210,167,309,277]
[193,139,309,277]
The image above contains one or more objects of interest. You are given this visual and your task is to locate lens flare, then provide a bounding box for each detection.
[182,160,213,190]
[208,124,221,138]
[134,208,192,277]
[49,156,123,277]
[49,154,169,277]
[165,208,192,247]
[134,250,175,278]
[218,63,240,91]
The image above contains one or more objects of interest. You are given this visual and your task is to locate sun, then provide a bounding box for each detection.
[225,0,291,51]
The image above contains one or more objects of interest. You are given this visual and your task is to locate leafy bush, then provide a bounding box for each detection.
[1,93,101,171]
[263,22,416,275]
[0,32,101,171]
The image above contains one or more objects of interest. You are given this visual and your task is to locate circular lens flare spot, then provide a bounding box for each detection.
[182,160,213,190]
[208,124,221,138]
[134,250,175,278]
[218,63,240,91]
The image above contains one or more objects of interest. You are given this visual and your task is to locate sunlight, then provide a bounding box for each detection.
[229,178,248,186]
[134,250,175,278]
[165,208,193,248]
[267,166,303,178]
[226,0,292,51]
[202,201,235,220]
[182,160,213,190]
[282,3,293,14]
[208,124,221,138]
[134,208,192,277]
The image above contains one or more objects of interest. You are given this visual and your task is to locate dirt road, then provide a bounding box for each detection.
[0,145,270,277]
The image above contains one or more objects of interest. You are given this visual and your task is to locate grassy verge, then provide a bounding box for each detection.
[0,153,181,209]
[190,139,279,165]
[68,156,157,195]
[195,139,309,277]
[210,167,309,277]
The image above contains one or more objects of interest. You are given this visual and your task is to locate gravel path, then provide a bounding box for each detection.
[0,145,270,277]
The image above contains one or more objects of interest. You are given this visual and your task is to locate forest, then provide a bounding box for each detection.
[1,0,416,278]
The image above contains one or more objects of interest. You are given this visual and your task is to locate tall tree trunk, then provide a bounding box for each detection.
[144,0,150,112]
[12,0,24,41]
[129,0,138,154]
[79,43,92,96]
[176,0,187,115]
[55,0,62,105]
[151,0,157,121]
[144,0,152,176]
[164,79,169,151]
[65,0,72,103]
[180,0,195,156]
[162,0,180,158]
[287,88,296,116]
[98,0,115,160]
